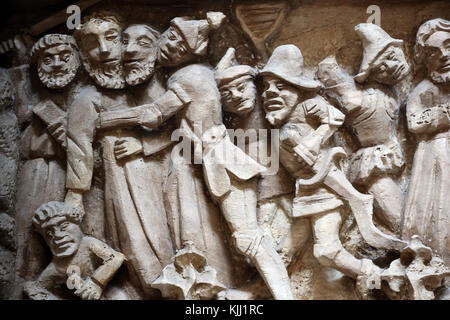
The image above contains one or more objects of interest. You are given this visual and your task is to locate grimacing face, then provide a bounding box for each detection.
[42,217,82,258]
[220,76,256,115]
[37,44,79,89]
[158,26,194,67]
[122,25,158,85]
[262,76,299,127]
[370,46,410,85]
[423,30,450,83]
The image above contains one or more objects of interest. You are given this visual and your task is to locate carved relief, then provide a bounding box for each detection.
[0,1,449,301]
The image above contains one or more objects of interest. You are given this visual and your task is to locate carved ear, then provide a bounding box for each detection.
[216,47,237,72]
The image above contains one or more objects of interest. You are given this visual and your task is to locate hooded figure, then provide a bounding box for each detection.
[354,23,405,83]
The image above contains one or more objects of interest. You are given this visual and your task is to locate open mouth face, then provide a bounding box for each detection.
[262,76,299,127]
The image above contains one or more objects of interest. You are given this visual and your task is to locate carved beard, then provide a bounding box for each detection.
[430,70,450,84]
[38,66,78,89]
[123,60,155,86]
[83,58,125,89]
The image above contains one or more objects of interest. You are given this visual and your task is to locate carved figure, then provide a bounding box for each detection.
[97,12,237,290]
[66,12,172,298]
[97,13,294,299]
[24,201,124,300]
[261,45,405,296]
[402,18,450,264]
[15,34,80,293]
[317,23,410,234]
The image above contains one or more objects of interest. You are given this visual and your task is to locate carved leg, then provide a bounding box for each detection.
[367,176,403,234]
[311,210,363,278]
[219,178,294,300]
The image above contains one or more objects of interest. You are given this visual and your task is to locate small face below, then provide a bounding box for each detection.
[38,44,79,89]
[370,46,410,85]
[122,25,158,85]
[81,20,122,65]
[262,76,299,127]
[424,31,450,83]
[43,217,82,258]
[158,27,194,67]
[220,76,256,116]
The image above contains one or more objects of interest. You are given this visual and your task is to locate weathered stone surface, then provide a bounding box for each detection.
[0,0,448,300]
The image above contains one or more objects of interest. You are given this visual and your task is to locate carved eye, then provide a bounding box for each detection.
[123,38,129,45]
[237,84,245,92]
[276,83,284,90]
[43,57,52,65]
[62,53,71,62]
[105,31,119,41]
[168,31,176,41]
[61,222,70,231]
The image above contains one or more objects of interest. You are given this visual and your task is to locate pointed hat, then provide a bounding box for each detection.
[171,11,225,56]
[354,23,404,83]
[260,44,322,91]
[215,48,257,86]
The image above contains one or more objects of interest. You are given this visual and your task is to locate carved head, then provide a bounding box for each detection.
[415,18,450,84]
[260,45,322,127]
[74,11,125,89]
[31,34,80,89]
[158,12,225,67]
[33,201,84,258]
[261,76,300,127]
[354,23,409,85]
[216,48,257,115]
[122,24,160,86]
[0,68,14,111]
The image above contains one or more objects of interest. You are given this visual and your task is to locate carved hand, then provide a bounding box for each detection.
[74,278,102,300]
[114,137,143,160]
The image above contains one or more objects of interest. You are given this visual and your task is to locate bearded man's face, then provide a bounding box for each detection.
[122,25,158,86]
[37,44,80,89]
[79,19,125,89]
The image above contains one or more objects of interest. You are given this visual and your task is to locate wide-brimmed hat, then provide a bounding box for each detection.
[260,44,323,91]
[354,23,404,83]
[215,47,257,86]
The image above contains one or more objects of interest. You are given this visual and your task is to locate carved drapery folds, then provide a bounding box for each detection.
[0,1,448,300]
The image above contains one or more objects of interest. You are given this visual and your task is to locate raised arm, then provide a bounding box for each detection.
[73,237,125,300]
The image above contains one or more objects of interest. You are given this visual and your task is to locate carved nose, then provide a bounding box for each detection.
[52,57,64,69]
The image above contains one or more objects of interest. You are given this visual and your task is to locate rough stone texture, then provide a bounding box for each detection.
[0,0,448,300]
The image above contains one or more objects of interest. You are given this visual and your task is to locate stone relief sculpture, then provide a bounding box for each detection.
[402,18,450,265]
[0,0,449,301]
[317,23,410,235]
[0,68,18,299]
[260,44,407,297]
[23,201,124,300]
[15,34,81,297]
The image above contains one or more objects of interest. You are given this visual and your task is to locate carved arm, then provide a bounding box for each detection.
[97,83,191,131]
